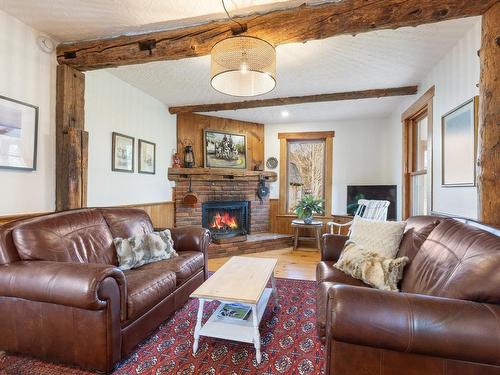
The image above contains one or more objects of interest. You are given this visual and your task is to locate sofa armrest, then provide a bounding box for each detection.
[327,285,500,366]
[321,234,348,261]
[0,261,126,320]
[170,226,211,279]
[170,226,211,252]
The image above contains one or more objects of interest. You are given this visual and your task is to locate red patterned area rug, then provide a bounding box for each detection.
[0,278,324,375]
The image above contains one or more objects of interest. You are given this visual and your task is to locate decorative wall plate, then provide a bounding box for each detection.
[266,157,278,169]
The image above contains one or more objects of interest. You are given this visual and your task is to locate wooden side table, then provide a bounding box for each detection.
[291,219,323,250]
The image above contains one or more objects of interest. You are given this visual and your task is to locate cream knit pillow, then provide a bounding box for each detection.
[349,216,407,258]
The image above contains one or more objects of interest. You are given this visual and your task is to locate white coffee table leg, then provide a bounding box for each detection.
[251,305,262,364]
[193,298,205,354]
[271,272,278,304]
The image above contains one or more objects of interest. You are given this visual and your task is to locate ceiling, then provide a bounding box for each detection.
[0,0,322,42]
[106,17,479,123]
[0,1,479,124]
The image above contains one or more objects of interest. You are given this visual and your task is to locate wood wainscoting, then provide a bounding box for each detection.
[269,199,352,237]
[0,201,175,228]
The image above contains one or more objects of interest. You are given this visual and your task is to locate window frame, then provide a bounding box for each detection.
[402,87,434,219]
[278,131,334,216]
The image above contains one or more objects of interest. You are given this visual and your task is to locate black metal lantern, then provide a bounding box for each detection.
[184,145,195,168]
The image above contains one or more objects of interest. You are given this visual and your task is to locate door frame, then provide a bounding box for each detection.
[401,86,435,219]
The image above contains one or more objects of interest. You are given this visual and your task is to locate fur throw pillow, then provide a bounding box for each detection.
[114,229,177,271]
[349,216,407,259]
[335,240,409,291]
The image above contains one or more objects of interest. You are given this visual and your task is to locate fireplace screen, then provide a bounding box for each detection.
[202,201,249,240]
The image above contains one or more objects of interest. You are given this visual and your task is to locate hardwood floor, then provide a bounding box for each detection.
[208,247,320,281]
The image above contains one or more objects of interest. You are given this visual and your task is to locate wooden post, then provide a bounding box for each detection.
[477,3,499,226]
[56,65,88,211]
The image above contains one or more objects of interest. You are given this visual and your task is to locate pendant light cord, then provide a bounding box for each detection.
[222,0,246,33]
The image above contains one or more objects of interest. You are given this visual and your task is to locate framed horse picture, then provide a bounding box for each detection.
[203,129,247,169]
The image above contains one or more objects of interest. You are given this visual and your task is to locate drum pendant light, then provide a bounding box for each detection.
[210,2,276,97]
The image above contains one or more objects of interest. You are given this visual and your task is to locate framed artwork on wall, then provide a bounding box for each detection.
[203,129,247,169]
[112,132,134,173]
[138,139,156,174]
[441,96,478,187]
[0,95,38,171]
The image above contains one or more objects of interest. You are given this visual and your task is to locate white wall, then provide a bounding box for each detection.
[265,119,396,215]
[389,20,481,220]
[85,70,176,206]
[0,10,57,215]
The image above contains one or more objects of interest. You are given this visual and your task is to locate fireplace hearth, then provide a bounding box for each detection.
[202,201,249,243]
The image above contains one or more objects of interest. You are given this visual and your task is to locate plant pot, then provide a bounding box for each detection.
[303,216,313,224]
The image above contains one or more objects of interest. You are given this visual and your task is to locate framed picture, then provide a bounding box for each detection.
[441,96,478,186]
[0,95,38,171]
[138,139,156,174]
[112,132,134,172]
[203,129,247,169]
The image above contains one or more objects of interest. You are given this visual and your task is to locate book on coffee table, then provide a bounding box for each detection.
[217,303,251,320]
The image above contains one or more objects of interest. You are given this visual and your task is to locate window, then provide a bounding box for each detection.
[402,87,434,219]
[278,132,333,215]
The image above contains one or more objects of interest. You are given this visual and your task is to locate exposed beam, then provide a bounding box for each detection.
[55,65,88,211]
[477,3,499,226]
[56,0,496,70]
[168,86,418,114]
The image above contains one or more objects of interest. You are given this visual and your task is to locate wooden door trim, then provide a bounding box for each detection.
[278,132,333,216]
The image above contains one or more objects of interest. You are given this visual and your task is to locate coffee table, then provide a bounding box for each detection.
[190,256,278,364]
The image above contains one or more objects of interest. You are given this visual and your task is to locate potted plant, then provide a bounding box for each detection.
[294,195,325,224]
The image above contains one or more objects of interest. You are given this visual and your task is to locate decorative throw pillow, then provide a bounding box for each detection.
[349,216,407,258]
[113,229,177,271]
[335,240,409,291]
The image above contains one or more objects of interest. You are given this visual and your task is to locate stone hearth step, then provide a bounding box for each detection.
[208,233,293,259]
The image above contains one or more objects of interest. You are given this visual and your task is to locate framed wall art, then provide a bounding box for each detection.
[112,132,134,173]
[0,95,38,171]
[203,129,247,169]
[138,139,156,174]
[441,96,478,187]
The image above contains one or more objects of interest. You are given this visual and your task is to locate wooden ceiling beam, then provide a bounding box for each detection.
[56,0,496,70]
[168,86,418,114]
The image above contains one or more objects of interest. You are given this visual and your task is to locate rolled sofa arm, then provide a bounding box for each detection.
[327,284,500,366]
[321,234,348,262]
[170,226,211,253]
[0,261,126,319]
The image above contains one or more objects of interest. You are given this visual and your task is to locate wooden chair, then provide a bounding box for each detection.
[328,199,390,234]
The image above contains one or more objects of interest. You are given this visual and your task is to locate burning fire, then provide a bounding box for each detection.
[210,212,238,230]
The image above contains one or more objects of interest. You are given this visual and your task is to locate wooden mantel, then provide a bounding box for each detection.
[167,168,277,182]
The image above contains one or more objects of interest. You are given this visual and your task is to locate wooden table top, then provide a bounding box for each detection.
[191,256,277,304]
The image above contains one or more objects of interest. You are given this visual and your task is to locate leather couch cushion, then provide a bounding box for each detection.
[397,216,441,262]
[13,209,117,265]
[100,208,154,239]
[316,261,369,287]
[147,251,204,286]
[401,219,500,303]
[124,265,176,321]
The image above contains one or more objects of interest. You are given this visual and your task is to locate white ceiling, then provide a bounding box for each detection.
[0,0,322,42]
[0,0,479,124]
[105,18,479,123]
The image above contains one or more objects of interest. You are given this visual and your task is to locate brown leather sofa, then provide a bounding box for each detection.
[317,216,500,375]
[0,208,210,373]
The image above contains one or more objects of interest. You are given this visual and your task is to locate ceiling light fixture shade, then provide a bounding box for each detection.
[211,36,276,97]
